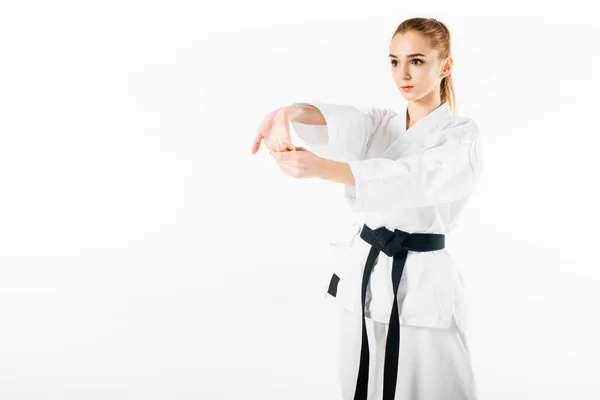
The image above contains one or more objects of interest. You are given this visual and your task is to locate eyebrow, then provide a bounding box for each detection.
[388,53,426,58]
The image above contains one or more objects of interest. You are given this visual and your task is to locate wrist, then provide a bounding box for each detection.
[317,159,355,185]
[316,157,331,180]
[283,105,305,122]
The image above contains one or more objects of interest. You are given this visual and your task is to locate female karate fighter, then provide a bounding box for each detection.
[251,17,483,400]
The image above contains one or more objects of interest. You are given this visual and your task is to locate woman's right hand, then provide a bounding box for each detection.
[251,106,297,154]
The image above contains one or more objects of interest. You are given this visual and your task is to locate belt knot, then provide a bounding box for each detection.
[360,225,410,257]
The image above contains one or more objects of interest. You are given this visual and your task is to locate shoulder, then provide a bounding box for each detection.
[445,115,479,131]
[441,116,480,141]
[359,106,398,118]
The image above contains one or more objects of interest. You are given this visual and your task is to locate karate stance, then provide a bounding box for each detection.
[251,17,483,400]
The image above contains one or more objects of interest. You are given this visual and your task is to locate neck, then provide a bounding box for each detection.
[406,91,443,129]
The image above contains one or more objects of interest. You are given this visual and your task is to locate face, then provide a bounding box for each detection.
[389,31,452,101]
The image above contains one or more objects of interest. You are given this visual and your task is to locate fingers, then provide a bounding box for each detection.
[252,109,278,154]
[270,151,285,161]
[251,130,263,154]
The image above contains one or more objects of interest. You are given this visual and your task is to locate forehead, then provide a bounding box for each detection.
[389,31,436,57]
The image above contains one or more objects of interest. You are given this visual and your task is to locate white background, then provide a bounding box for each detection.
[1,1,599,399]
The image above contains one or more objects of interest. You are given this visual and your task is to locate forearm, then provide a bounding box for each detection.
[316,158,356,185]
[284,103,353,184]
[285,104,327,125]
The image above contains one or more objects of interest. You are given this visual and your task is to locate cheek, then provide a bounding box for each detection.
[425,67,441,81]
[414,67,431,79]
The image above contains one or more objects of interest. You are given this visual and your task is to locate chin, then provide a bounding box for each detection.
[400,91,417,98]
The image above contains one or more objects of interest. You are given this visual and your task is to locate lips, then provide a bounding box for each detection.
[401,86,413,88]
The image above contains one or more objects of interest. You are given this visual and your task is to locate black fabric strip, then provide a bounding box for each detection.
[327,273,340,297]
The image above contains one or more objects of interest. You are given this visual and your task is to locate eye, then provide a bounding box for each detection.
[390,59,424,67]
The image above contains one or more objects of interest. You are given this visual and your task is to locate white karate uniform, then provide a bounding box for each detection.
[289,101,483,400]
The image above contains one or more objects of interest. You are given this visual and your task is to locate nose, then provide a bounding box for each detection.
[401,65,411,78]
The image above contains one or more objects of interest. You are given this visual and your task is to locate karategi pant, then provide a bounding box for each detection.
[337,307,479,400]
[327,224,479,400]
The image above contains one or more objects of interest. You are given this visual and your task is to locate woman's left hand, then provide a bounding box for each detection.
[269,147,324,179]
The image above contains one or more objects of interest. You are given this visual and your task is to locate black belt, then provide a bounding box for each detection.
[326,224,445,400]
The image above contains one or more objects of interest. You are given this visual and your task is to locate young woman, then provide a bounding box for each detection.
[251,17,483,400]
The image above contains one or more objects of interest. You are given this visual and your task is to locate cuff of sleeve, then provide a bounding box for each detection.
[298,102,340,143]
[294,102,364,163]
[347,159,378,211]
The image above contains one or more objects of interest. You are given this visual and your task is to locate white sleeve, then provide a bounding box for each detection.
[346,119,484,211]
[289,102,391,162]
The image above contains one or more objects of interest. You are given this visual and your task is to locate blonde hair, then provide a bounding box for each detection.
[392,17,456,115]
